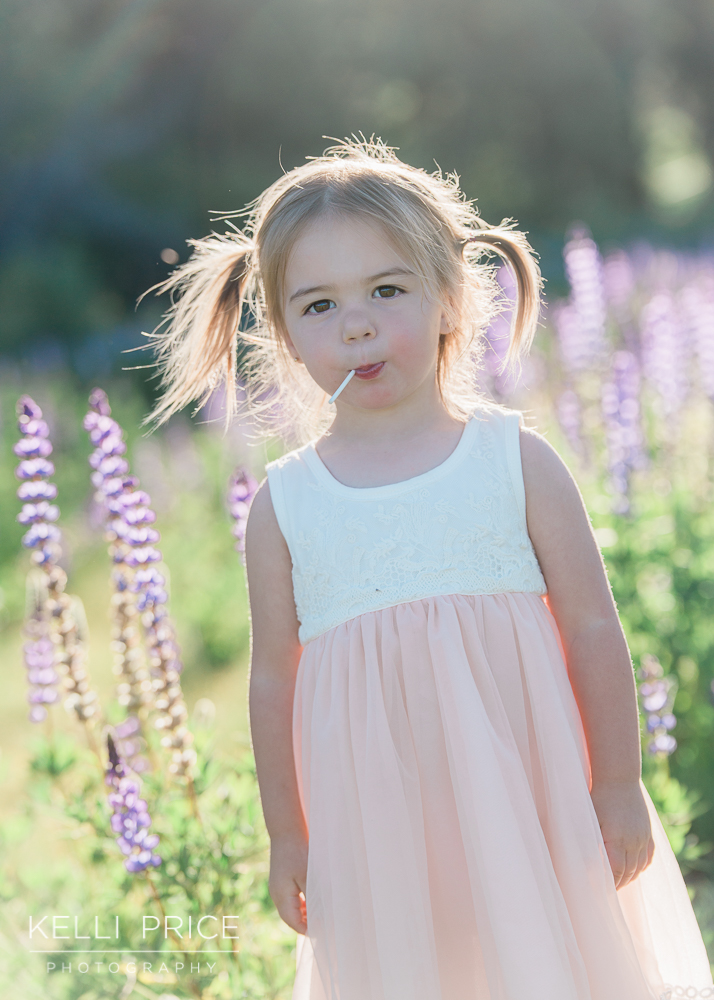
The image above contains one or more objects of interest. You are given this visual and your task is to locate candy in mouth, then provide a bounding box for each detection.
[354,362,385,378]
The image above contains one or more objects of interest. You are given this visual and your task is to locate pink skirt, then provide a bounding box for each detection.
[291,592,713,1000]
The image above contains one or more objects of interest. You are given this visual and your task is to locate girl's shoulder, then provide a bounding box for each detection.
[264,439,314,473]
[471,399,528,428]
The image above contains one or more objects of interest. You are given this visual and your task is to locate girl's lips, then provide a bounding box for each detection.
[354,362,385,380]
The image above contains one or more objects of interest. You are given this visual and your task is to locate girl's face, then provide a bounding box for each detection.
[281,215,450,410]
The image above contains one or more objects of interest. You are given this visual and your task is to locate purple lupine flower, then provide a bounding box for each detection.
[105,734,160,872]
[131,566,168,613]
[85,389,195,779]
[15,397,100,726]
[640,290,689,417]
[681,270,714,400]
[638,654,677,757]
[555,388,585,458]
[561,226,608,371]
[16,478,58,501]
[15,398,61,722]
[124,546,162,568]
[15,437,53,459]
[23,633,60,723]
[600,351,647,514]
[602,250,636,327]
[16,457,56,484]
[112,715,150,774]
[14,396,61,570]
[553,302,591,375]
[84,391,156,773]
[228,467,259,557]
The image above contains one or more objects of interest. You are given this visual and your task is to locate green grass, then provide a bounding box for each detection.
[2,368,714,994]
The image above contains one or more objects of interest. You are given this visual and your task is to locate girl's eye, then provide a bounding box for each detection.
[305,299,334,315]
[374,285,401,299]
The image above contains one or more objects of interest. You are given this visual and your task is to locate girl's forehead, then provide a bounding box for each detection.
[284,214,412,287]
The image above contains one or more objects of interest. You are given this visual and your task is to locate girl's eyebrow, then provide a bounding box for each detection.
[288,268,416,304]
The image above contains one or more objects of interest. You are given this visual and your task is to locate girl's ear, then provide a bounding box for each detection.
[438,296,456,336]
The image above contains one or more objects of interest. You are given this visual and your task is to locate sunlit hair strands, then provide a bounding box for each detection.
[138,137,543,445]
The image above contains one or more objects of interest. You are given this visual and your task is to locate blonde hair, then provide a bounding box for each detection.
[139,136,542,444]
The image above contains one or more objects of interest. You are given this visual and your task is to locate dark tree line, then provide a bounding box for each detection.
[2,0,714,385]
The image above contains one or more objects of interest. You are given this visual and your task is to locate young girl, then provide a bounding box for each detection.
[143,139,713,1000]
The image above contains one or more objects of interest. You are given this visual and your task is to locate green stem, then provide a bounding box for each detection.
[143,869,183,948]
[186,774,202,825]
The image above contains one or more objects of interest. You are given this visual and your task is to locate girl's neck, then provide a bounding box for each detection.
[324,385,458,452]
[314,390,468,489]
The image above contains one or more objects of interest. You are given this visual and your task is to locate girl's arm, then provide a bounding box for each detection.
[244,479,308,933]
[519,427,655,890]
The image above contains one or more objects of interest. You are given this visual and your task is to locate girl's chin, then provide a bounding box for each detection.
[334,392,402,412]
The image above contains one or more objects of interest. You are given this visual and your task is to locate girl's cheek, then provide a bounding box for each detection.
[390,325,432,361]
[301,343,341,378]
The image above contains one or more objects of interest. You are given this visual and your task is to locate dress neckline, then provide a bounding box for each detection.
[302,413,479,499]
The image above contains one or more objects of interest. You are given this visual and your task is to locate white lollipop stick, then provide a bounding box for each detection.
[328,369,356,404]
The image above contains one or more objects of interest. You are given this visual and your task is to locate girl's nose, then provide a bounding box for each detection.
[341,308,377,343]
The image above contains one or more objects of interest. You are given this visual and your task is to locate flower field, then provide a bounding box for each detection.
[1,230,714,996]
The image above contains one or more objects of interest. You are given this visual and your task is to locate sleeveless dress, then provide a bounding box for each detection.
[264,404,713,1000]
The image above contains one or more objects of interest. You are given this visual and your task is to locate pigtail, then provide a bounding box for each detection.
[137,231,254,432]
[464,222,543,367]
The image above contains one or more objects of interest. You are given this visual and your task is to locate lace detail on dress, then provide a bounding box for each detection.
[266,407,547,645]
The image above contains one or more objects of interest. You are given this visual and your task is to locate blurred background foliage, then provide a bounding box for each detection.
[3,0,714,994]
[3,0,714,380]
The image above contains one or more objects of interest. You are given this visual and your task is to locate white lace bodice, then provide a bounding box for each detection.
[265,404,547,645]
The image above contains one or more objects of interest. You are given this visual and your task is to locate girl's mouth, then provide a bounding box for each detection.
[354,362,385,380]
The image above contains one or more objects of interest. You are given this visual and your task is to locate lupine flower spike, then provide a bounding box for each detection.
[228,467,259,560]
[640,284,689,422]
[562,225,608,370]
[682,270,714,402]
[552,305,587,459]
[84,389,153,773]
[16,398,61,723]
[555,388,585,460]
[105,733,161,872]
[84,389,197,794]
[601,351,647,514]
[15,396,100,738]
[638,654,678,756]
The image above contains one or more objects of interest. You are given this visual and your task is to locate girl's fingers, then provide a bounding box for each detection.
[621,847,639,887]
[615,839,655,888]
[625,846,648,887]
[605,841,627,888]
[286,886,308,935]
[269,877,308,934]
[634,834,657,882]
[278,893,307,934]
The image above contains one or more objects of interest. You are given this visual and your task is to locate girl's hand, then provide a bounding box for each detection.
[590,781,655,889]
[269,834,308,934]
